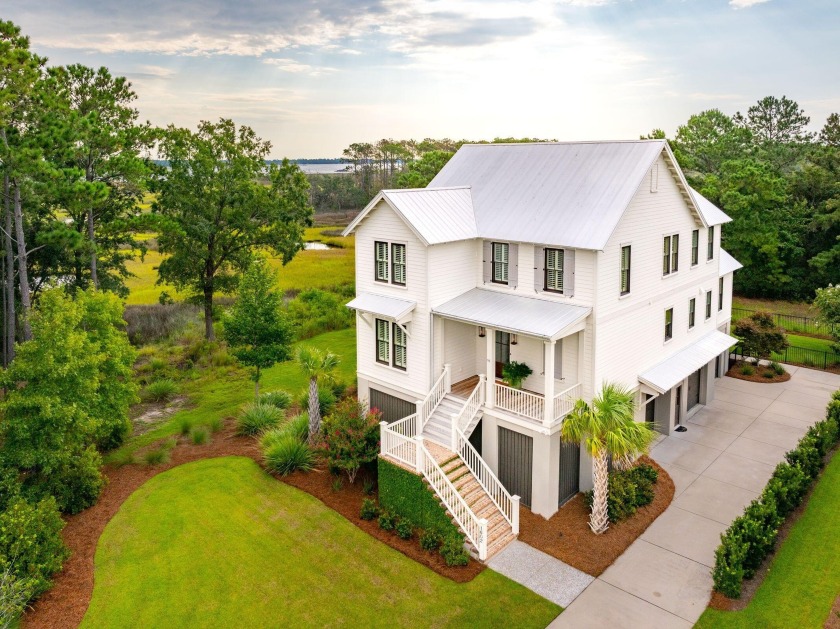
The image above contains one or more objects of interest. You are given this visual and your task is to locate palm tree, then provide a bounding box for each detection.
[296,346,340,441]
[561,382,655,534]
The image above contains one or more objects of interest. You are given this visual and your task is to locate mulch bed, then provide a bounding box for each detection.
[726,361,791,383]
[826,595,840,629]
[517,456,675,577]
[23,419,480,629]
[282,467,484,583]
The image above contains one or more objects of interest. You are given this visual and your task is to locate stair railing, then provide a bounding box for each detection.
[417,364,451,431]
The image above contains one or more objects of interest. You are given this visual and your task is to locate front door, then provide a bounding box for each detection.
[688,369,701,410]
[644,393,655,424]
[674,386,682,426]
[495,331,510,379]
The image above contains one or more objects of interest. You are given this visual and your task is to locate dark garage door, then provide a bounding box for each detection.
[498,427,533,508]
[370,389,416,423]
[558,440,580,506]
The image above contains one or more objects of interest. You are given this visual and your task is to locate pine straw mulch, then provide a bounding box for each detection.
[517,456,675,577]
[826,595,840,629]
[726,361,791,383]
[22,419,479,629]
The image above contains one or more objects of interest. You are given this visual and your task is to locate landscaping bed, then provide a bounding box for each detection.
[726,361,791,383]
[518,457,674,577]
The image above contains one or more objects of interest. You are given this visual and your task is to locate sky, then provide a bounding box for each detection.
[4,0,839,158]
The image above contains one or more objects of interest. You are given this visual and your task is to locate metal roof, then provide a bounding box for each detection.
[690,187,732,226]
[432,288,591,340]
[719,249,743,277]
[346,292,416,324]
[342,187,477,245]
[428,140,673,250]
[639,331,738,394]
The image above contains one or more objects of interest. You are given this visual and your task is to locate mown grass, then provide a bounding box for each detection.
[696,450,840,629]
[122,226,354,305]
[82,457,560,628]
[785,334,837,355]
[106,328,356,463]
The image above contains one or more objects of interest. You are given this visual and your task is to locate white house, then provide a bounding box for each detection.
[343,140,742,560]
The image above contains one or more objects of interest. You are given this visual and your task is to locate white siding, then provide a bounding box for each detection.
[593,155,721,390]
[355,200,430,397]
[442,319,479,383]
[428,240,479,308]
[717,272,734,325]
[509,335,546,394]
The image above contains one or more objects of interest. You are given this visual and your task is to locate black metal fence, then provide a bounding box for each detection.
[731,307,836,338]
[731,344,840,371]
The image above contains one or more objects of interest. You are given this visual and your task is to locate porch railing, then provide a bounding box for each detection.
[419,364,451,430]
[553,382,582,422]
[453,375,486,435]
[494,382,544,421]
[379,414,418,469]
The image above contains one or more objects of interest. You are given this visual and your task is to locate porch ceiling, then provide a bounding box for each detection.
[346,291,416,324]
[639,330,738,394]
[432,288,591,340]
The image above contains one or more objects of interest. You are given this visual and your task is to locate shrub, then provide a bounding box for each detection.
[149,357,168,371]
[123,303,200,345]
[263,436,314,476]
[331,381,348,400]
[583,463,658,523]
[740,363,755,376]
[807,420,839,457]
[191,427,208,445]
[177,415,193,436]
[95,416,132,452]
[285,288,354,340]
[440,536,470,567]
[502,361,532,389]
[736,497,782,578]
[320,399,381,483]
[785,435,822,480]
[763,462,809,517]
[208,416,223,433]
[363,477,376,496]
[299,388,336,418]
[734,312,788,360]
[260,390,293,410]
[0,496,69,598]
[237,403,284,436]
[395,518,413,540]
[419,530,442,551]
[360,498,379,521]
[34,446,105,515]
[770,361,785,375]
[762,370,775,379]
[284,413,310,443]
[142,378,178,403]
[0,564,36,627]
[378,511,396,531]
[713,531,747,598]
[144,448,170,466]
[331,477,344,492]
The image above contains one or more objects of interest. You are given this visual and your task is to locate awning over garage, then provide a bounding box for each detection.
[639,331,738,394]
[346,292,416,324]
[432,288,591,341]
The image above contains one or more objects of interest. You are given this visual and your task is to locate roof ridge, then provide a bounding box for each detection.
[383,186,471,193]
[459,139,666,147]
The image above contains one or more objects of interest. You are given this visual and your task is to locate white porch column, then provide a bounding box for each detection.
[543,340,556,426]
[577,329,586,398]
[485,328,495,409]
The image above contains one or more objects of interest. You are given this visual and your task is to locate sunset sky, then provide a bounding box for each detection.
[4,0,838,157]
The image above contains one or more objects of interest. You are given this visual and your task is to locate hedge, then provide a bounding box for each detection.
[377,457,459,539]
[712,389,840,598]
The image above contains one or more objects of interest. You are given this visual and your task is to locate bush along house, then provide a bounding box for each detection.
[343,140,743,560]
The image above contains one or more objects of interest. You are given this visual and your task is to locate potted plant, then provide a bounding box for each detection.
[502,361,532,389]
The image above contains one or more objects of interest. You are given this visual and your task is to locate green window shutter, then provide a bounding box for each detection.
[376,319,390,363]
[663,236,670,275]
[392,243,406,285]
[392,324,407,369]
[375,241,389,281]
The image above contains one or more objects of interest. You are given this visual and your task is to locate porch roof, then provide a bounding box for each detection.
[346,292,416,324]
[638,330,738,394]
[432,288,591,340]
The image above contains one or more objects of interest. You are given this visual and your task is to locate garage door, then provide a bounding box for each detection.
[498,427,533,508]
[369,389,416,424]
[558,440,580,506]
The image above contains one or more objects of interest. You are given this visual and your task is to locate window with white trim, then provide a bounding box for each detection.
[620,245,631,295]
[544,248,564,293]
[707,226,715,261]
[691,229,699,266]
[492,242,509,284]
[719,277,724,311]
[665,308,673,341]
[663,234,679,275]
[706,290,712,319]
[689,298,696,329]
[375,241,389,282]
[375,319,390,364]
[391,243,406,286]
[392,323,407,370]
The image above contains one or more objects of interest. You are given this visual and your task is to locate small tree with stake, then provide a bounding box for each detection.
[733,311,789,362]
[222,259,293,399]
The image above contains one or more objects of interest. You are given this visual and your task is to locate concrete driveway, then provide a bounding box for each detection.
[551,365,840,628]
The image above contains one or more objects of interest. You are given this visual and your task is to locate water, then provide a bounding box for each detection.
[297,163,351,174]
[304,242,331,250]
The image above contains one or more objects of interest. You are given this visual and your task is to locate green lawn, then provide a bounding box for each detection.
[786,333,837,354]
[107,328,357,461]
[82,457,560,628]
[696,451,840,629]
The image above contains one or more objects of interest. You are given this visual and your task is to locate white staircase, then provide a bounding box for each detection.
[421,393,482,446]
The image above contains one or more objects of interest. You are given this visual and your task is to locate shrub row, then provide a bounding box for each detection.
[713,390,840,598]
[584,463,658,523]
[360,498,469,566]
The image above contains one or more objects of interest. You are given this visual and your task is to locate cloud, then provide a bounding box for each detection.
[413,16,538,48]
[729,0,771,8]
[263,58,337,76]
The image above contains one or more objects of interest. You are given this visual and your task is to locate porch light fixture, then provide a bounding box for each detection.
[478,326,486,338]
[511,334,518,345]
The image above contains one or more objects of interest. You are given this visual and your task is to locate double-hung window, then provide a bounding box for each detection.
[663,234,679,275]
[718,277,724,311]
[665,308,673,341]
[620,245,631,295]
[691,230,699,266]
[375,241,389,282]
[544,248,564,293]
[705,291,712,319]
[391,244,406,286]
[689,298,696,329]
[375,319,390,364]
[492,242,509,284]
[707,226,715,261]
[392,323,407,370]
